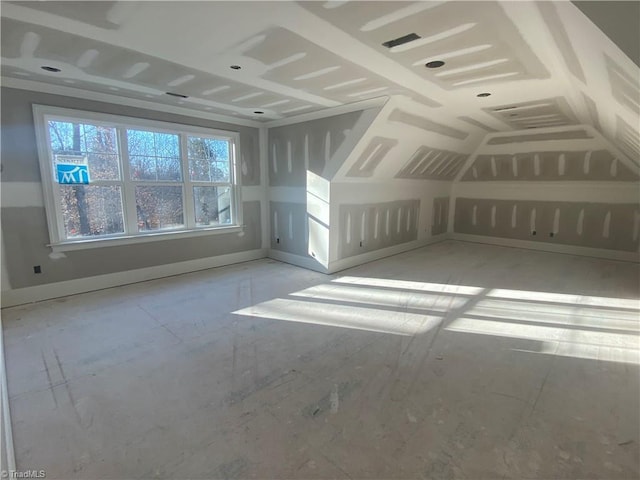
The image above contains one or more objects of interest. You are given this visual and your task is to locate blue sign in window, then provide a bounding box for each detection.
[56,164,90,184]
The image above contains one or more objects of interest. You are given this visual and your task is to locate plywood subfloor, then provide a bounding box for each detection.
[3,241,639,479]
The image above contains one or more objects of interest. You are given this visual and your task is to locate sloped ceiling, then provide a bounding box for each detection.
[1,1,638,163]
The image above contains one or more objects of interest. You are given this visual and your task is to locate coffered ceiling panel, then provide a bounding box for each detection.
[0,17,322,120]
[483,97,578,129]
[301,1,549,90]
[235,27,440,107]
[6,0,123,29]
[0,0,637,163]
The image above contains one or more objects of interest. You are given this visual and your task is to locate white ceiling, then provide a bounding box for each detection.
[1,1,638,159]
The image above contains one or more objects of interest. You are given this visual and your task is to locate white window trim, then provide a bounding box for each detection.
[33,104,243,252]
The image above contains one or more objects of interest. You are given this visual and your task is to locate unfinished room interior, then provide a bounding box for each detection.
[0,0,638,478]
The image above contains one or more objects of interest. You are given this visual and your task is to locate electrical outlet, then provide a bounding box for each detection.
[532,231,537,236]
[276,238,280,244]
[33,265,42,274]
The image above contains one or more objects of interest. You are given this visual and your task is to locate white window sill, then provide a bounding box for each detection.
[48,225,245,252]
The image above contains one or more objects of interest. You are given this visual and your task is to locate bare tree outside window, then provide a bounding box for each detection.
[49,120,124,237]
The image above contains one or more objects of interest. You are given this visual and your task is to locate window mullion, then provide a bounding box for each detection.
[118,128,139,235]
[181,134,195,229]
[231,140,241,227]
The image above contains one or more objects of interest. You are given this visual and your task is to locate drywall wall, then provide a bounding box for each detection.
[329,180,452,271]
[0,87,264,300]
[454,198,639,252]
[266,97,477,272]
[431,197,450,236]
[461,150,637,182]
[269,201,307,257]
[338,199,420,259]
[326,96,481,271]
[266,107,379,270]
[451,125,640,260]
[268,109,379,184]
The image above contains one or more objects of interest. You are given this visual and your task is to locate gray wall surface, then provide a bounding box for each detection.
[338,200,419,259]
[1,87,262,289]
[454,197,639,252]
[268,110,370,186]
[431,197,449,236]
[269,201,308,257]
[3,202,261,289]
[461,150,638,181]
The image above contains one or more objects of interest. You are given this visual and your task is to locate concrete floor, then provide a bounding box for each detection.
[2,240,639,479]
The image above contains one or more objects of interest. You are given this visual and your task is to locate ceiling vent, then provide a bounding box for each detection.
[382,33,420,49]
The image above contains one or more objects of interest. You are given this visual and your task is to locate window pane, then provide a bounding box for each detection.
[193,186,232,226]
[135,186,184,231]
[128,155,157,181]
[188,137,230,182]
[157,157,182,181]
[59,185,124,238]
[127,130,181,181]
[48,120,120,180]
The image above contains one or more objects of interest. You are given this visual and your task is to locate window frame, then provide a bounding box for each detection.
[33,105,243,252]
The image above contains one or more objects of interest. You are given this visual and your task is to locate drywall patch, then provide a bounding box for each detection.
[240,128,260,186]
[238,27,439,107]
[388,109,469,140]
[581,93,602,132]
[301,1,548,91]
[269,201,308,256]
[268,110,366,185]
[537,2,586,83]
[616,116,640,167]
[1,18,323,119]
[484,97,578,129]
[461,150,638,182]
[431,197,449,236]
[338,199,419,259]
[347,137,398,177]
[396,146,468,180]
[454,197,639,252]
[605,55,640,115]
[457,116,498,132]
[487,129,591,145]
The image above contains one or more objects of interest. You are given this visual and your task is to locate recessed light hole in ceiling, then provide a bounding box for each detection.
[412,45,492,67]
[166,92,189,98]
[477,93,491,97]
[253,111,264,114]
[230,65,242,70]
[425,61,445,68]
[41,66,61,72]
[382,33,421,49]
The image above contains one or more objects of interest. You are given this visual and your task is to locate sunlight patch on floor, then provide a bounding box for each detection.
[233,275,640,363]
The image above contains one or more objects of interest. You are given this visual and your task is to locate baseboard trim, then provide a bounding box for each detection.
[1,249,268,308]
[327,235,450,273]
[451,233,639,263]
[0,315,16,472]
[267,250,329,274]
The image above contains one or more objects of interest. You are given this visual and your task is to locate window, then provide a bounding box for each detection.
[34,106,241,250]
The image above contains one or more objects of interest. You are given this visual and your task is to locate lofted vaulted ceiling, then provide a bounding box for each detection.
[1,1,638,162]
